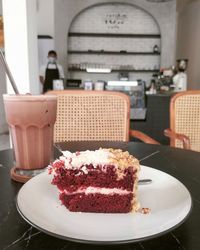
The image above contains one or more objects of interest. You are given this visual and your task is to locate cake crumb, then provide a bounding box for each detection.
[138,207,151,214]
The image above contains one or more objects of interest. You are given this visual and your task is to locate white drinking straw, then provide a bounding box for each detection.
[0,49,19,94]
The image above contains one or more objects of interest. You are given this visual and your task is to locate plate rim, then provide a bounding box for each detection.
[16,166,193,245]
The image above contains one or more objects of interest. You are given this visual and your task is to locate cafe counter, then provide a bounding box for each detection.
[131,93,173,145]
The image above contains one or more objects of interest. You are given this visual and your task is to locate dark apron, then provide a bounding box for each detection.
[43,63,59,93]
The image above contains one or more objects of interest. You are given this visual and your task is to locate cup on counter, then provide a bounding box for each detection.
[94,81,105,91]
[3,94,57,183]
[84,80,93,90]
[53,79,64,90]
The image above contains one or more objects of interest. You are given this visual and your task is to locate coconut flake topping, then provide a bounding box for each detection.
[60,149,113,169]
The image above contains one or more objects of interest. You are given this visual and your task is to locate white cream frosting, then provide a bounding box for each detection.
[60,149,113,169]
[62,187,131,195]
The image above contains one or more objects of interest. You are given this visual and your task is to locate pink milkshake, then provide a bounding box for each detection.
[3,94,57,182]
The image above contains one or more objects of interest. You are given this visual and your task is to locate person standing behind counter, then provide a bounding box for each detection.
[39,50,65,93]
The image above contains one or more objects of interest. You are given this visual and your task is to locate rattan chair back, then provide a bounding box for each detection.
[170,90,200,151]
[47,90,130,143]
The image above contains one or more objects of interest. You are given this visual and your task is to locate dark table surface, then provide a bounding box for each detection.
[1,141,200,250]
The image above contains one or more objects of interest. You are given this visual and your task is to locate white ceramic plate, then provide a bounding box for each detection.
[17,166,192,244]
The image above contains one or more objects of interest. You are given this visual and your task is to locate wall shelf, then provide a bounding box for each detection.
[68,68,159,73]
[68,50,160,55]
[68,33,161,77]
[68,32,161,38]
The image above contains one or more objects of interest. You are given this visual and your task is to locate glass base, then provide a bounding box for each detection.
[10,167,47,183]
[16,168,46,177]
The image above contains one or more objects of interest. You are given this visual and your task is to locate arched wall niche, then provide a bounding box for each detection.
[67,2,161,84]
[54,0,176,80]
[69,2,161,34]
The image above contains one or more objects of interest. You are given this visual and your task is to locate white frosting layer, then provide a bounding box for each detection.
[61,149,112,169]
[62,187,131,195]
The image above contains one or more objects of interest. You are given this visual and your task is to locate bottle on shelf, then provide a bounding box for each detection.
[149,79,157,94]
[153,45,159,53]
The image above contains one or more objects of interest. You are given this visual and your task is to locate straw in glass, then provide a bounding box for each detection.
[0,49,19,94]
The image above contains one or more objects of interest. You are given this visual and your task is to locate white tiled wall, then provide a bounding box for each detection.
[68,3,161,84]
[69,4,160,34]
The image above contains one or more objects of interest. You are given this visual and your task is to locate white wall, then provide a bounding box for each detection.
[3,0,39,94]
[177,0,200,89]
[54,0,177,77]
[37,0,54,37]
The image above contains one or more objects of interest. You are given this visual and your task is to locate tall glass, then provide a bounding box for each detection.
[3,94,57,182]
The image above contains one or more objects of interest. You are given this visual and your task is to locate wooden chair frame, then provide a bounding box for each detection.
[164,90,200,150]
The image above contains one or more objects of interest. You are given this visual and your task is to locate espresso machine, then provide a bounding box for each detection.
[106,79,146,120]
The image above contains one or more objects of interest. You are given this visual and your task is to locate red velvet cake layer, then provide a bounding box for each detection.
[59,193,134,213]
[51,163,136,192]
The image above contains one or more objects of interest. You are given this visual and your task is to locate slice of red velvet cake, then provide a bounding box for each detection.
[49,148,140,213]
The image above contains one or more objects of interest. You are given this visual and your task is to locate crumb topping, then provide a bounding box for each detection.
[107,148,140,171]
[50,148,140,180]
[59,148,140,171]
